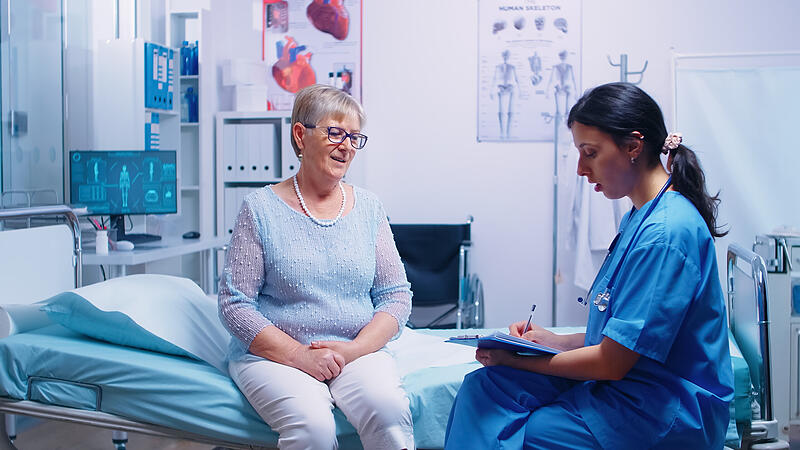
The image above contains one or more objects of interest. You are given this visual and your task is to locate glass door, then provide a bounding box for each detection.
[0,0,64,208]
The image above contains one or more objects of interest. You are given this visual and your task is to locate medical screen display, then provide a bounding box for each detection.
[69,151,177,215]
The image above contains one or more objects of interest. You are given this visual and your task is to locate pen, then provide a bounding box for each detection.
[522,304,536,334]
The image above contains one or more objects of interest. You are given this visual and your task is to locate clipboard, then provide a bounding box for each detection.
[445,331,561,356]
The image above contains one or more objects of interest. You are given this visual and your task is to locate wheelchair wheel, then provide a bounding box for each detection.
[461,274,484,328]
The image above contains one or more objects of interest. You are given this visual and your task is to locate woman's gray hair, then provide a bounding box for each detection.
[290,84,366,157]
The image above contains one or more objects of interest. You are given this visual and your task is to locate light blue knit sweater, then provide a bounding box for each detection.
[218,185,412,361]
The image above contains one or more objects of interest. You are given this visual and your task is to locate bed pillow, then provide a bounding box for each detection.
[40,274,230,373]
[0,303,53,338]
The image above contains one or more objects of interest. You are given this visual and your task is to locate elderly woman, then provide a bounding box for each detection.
[219,84,414,449]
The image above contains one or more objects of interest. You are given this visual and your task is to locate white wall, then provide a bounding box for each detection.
[68,0,800,326]
[360,0,800,327]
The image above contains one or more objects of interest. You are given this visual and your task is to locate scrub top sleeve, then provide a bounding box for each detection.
[602,242,701,363]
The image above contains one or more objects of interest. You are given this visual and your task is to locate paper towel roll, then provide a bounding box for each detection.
[0,303,52,338]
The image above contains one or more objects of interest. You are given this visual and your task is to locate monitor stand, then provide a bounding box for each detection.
[109,215,162,245]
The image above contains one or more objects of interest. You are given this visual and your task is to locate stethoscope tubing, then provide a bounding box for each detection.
[580,175,673,311]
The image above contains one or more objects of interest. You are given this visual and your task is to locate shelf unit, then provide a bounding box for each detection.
[215,111,298,239]
[166,7,215,283]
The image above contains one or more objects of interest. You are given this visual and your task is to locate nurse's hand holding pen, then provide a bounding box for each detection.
[511,305,585,353]
[508,322,569,351]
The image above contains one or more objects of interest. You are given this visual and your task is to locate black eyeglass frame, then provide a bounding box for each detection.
[303,124,368,149]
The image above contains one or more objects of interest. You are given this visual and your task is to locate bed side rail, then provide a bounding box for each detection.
[0,205,82,289]
[727,243,789,448]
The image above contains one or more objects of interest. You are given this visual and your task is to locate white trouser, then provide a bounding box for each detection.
[229,350,414,450]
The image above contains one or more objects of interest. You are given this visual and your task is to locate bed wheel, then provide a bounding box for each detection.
[0,414,18,450]
[111,430,128,450]
[3,415,14,443]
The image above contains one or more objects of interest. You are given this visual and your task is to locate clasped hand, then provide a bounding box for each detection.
[291,340,365,381]
[290,344,345,382]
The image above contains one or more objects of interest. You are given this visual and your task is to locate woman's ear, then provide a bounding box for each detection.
[292,122,306,150]
[627,131,645,161]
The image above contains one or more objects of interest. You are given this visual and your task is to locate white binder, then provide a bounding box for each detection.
[258,123,276,181]
[281,117,298,178]
[224,187,238,237]
[234,124,250,182]
[246,124,262,182]
[223,124,237,182]
[237,188,251,217]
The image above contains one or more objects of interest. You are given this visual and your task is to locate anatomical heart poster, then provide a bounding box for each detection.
[263,0,362,111]
[477,0,581,142]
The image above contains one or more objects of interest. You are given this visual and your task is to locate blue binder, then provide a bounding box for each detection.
[446,332,561,355]
[144,42,157,108]
[158,45,168,109]
[166,48,175,111]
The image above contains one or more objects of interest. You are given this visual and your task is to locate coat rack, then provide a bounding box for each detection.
[607,54,648,84]
[551,53,649,326]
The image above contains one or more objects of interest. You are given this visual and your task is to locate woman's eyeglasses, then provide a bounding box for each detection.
[304,124,368,149]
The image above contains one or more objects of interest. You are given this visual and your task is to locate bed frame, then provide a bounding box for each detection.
[0,206,270,450]
[726,243,789,450]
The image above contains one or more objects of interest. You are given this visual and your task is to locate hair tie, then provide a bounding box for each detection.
[662,132,682,154]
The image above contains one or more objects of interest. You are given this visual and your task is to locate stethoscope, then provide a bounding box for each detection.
[579,175,673,312]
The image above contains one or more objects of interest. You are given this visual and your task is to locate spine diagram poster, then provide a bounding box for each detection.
[478,1,581,142]
[263,0,362,111]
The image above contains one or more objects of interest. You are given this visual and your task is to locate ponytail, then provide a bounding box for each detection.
[670,145,727,238]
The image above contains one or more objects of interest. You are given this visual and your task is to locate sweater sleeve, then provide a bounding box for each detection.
[370,214,412,331]
[218,201,272,349]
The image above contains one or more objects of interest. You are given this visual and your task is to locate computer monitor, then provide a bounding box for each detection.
[69,150,177,244]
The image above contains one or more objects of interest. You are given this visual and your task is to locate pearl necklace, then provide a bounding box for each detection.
[293,175,346,227]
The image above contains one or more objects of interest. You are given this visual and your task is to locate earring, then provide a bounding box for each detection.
[630,157,636,164]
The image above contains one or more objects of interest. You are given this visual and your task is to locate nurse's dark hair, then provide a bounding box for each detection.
[567,82,727,238]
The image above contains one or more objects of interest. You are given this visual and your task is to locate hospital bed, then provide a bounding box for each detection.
[0,205,482,449]
[0,206,783,449]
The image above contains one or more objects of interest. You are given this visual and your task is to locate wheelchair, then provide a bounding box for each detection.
[390,217,484,329]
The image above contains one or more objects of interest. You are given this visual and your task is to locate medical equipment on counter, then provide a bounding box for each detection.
[579,176,672,311]
[95,230,109,255]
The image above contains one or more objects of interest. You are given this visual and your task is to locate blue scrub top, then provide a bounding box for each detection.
[578,191,734,449]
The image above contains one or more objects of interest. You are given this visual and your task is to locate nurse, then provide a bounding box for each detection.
[444,82,734,449]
